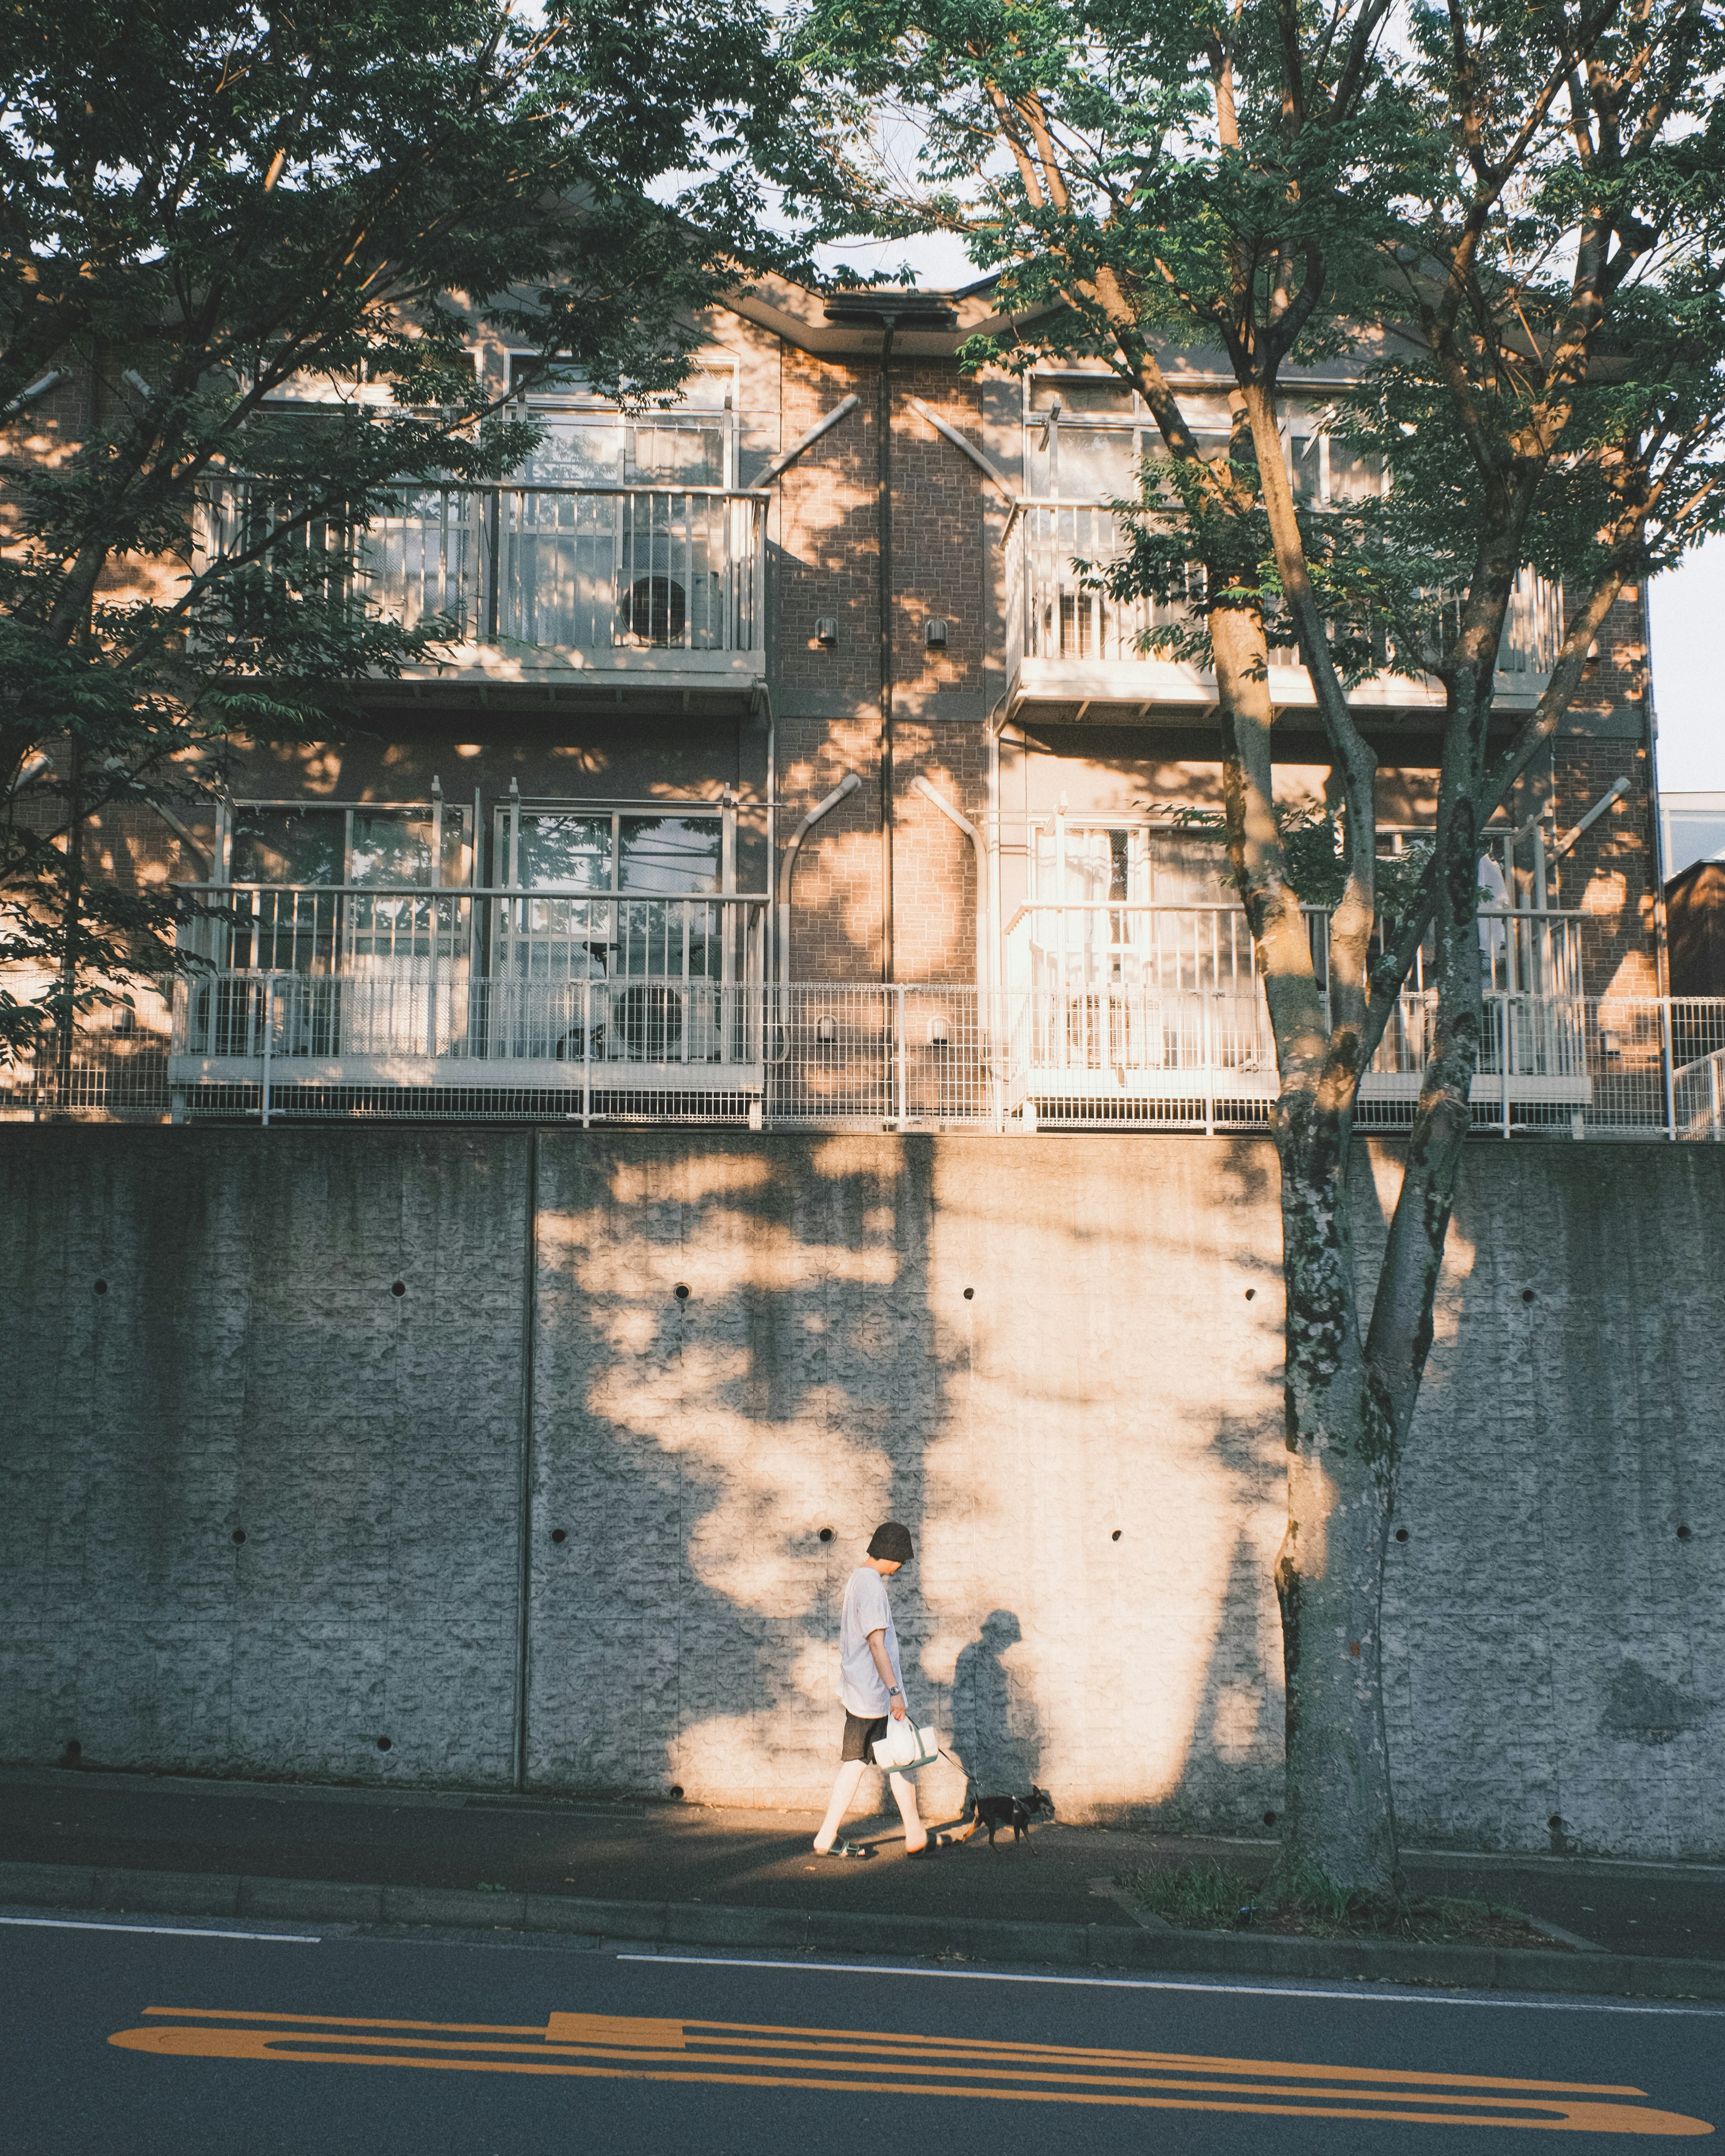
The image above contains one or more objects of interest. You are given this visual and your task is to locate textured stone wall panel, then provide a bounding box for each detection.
[0,1128,529,1787]
[1,1127,1721,1854]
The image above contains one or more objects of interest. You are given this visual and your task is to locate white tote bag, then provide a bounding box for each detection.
[871,1714,940,1772]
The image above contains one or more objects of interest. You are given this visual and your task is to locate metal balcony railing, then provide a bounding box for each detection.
[1004,903,1588,1003]
[175,884,770,993]
[1008,501,1563,680]
[10,984,1724,1138]
[201,482,765,657]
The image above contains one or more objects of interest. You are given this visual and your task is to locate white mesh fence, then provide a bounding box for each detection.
[7,981,1725,1138]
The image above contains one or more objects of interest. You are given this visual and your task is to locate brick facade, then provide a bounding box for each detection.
[2,293,1663,1014]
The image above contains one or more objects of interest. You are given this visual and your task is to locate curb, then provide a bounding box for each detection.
[4,1859,1723,2001]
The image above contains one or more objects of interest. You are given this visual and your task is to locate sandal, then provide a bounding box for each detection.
[904,1840,944,1860]
[815,1839,873,1859]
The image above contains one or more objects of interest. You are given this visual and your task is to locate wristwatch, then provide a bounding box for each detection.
[887,1686,902,1697]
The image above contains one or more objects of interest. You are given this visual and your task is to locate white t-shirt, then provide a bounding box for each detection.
[838,1565,903,1717]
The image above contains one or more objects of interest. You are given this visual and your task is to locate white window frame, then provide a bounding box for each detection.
[219,798,469,889]
[496,798,764,898]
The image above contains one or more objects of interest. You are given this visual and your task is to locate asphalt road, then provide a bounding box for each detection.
[4,1905,1721,2154]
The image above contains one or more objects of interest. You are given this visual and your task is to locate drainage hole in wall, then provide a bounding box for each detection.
[1678,1524,1693,1540]
[376,1736,393,1752]
[391,1281,406,1297]
[550,1527,568,1545]
[1262,1810,1277,1828]
[1394,1527,1409,1543]
[232,1528,247,1545]
[1111,1529,1123,1542]
[818,1527,834,1543]
[93,1280,108,1295]
[669,1784,685,1800]
[62,1739,82,1763]
[963,1287,974,1301]
[674,1283,690,1302]
[1244,1288,1256,1300]
[1522,1288,1535,1303]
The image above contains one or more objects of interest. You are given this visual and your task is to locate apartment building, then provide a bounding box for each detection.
[2,275,1675,1133]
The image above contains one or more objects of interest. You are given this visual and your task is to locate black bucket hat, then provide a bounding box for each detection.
[868,1521,914,1564]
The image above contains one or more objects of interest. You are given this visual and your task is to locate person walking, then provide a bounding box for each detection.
[813,1521,935,1860]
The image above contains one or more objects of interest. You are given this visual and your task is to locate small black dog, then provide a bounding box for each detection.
[944,1784,1055,1852]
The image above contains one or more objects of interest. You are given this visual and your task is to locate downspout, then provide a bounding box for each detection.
[877,322,896,982]
[778,773,861,986]
[1550,775,1632,860]
[753,685,776,985]
[913,776,990,1001]
[1646,644,1672,997]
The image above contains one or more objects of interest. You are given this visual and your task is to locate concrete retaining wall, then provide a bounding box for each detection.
[2,1128,1720,1857]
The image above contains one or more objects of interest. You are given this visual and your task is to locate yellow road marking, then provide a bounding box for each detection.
[106,2006,1714,2134]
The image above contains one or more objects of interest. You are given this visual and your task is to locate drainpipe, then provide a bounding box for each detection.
[1550,775,1632,861]
[878,319,897,982]
[821,296,958,982]
[912,776,990,1002]
[778,773,861,986]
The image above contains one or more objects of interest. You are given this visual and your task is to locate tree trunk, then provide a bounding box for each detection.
[1206,602,1400,1896]
[1274,1092,1401,1896]
[52,738,84,1120]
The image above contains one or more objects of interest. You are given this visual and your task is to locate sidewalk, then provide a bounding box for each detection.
[4,1764,1723,1967]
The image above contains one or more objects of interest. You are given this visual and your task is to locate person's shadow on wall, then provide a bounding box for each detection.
[950,1609,1043,1799]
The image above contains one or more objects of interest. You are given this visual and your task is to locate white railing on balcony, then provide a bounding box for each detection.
[1004,903,1588,1003]
[177,884,768,994]
[174,972,767,1074]
[132,982,1725,1136]
[13,981,1723,1137]
[202,482,765,657]
[1008,501,1563,679]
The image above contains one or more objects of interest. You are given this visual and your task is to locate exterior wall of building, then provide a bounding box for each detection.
[1667,859,1725,998]
[4,1126,1721,1858]
[1,311,1666,1017]
[1550,583,1661,995]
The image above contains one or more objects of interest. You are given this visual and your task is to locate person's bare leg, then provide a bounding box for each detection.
[813,1758,867,1852]
[888,1770,926,1853]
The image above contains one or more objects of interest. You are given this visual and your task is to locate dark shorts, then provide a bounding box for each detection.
[841,1710,888,1763]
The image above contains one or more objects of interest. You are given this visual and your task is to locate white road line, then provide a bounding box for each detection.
[618,1952,1725,2017]
[0,1915,319,1943]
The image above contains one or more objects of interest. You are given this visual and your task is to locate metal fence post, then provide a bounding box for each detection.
[427,901,441,1060]
[1203,993,1215,1138]
[1662,997,1677,1141]
[1501,999,1512,1139]
[260,973,274,1128]
[581,977,593,1131]
[894,985,908,1130]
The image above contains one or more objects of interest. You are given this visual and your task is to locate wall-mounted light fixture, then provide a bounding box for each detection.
[925,618,950,649]
[815,616,838,646]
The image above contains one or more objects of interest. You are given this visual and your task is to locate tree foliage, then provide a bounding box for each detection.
[0,0,795,1055]
[783,0,1725,1891]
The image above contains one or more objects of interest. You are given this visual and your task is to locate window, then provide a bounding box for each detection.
[1029,823,1231,906]
[1287,410,1384,503]
[495,804,754,993]
[508,360,736,490]
[1026,377,1232,499]
[230,804,466,887]
[504,808,748,894]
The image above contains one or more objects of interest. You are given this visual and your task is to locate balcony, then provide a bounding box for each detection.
[104,976,1718,1135]
[203,481,767,705]
[168,884,770,1103]
[1004,502,1563,722]
[1004,901,1594,1114]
